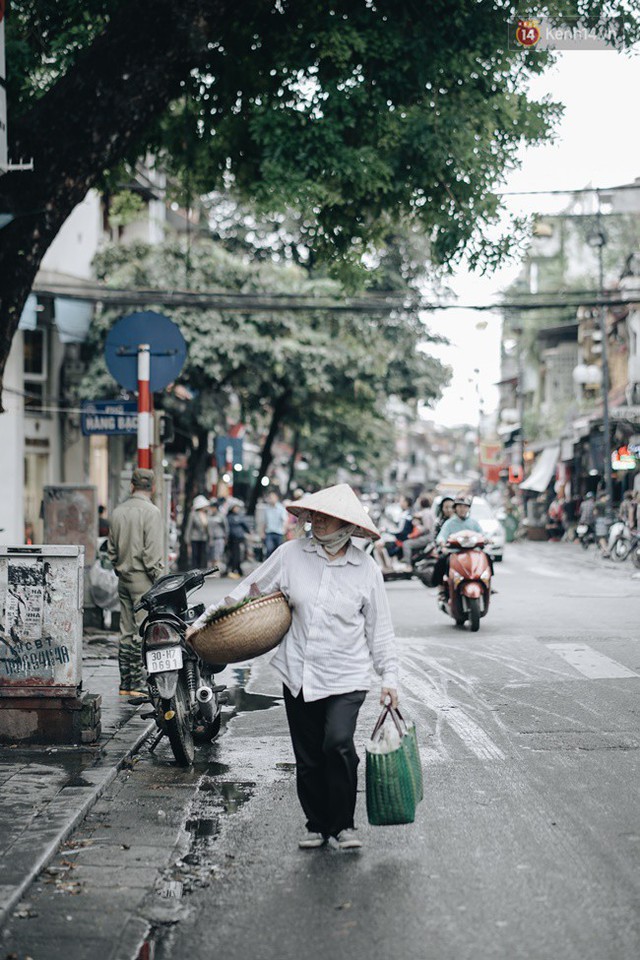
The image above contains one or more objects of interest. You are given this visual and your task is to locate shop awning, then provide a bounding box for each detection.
[520,445,560,493]
[498,421,521,437]
[55,297,93,343]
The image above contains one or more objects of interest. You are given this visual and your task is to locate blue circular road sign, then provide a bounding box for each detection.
[105,311,187,392]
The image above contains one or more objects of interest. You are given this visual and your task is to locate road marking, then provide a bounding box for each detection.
[526,564,567,580]
[545,643,639,679]
[401,663,505,762]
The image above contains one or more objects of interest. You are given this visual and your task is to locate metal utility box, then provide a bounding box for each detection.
[43,484,98,567]
[0,545,84,697]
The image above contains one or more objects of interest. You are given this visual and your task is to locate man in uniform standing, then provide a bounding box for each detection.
[108,468,164,696]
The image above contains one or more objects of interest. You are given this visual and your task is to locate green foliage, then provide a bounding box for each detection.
[78,237,449,483]
[8,0,638,275]
[107,190,146,228]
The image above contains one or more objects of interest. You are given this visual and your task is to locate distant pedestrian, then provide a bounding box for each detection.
[285,488,305,540]
[619,490,636,528]
[185,495,210,569]
[262,490,288,557]
[107,468,163,696]
[579,492,595,526]
[227,502,251,578]
[207,499,228,571]
[98,504,110,538]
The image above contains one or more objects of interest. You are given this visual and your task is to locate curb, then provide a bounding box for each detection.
[0,717,156,931]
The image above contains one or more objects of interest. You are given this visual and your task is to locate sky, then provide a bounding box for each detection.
[425,48,640,428]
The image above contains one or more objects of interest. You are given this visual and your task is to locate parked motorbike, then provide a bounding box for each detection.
[608,520,634,562]
[575,522,596,549]
[134,567,226,766]
[630,535,640,569]
[439,530,492,632]
[366,535,438,586]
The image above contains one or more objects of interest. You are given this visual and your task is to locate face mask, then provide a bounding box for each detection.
[312,524,356,555]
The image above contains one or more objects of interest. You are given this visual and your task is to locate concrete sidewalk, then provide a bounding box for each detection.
[0,635,155,931]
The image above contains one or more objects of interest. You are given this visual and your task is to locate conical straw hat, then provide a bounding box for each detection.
[285,484,380,541]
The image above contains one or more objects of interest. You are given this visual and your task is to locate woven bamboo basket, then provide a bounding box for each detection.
[189,591,292,664]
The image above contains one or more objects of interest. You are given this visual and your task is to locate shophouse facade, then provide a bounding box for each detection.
[498,178,640,512]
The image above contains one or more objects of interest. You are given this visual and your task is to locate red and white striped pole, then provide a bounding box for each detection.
[137,344,152,469]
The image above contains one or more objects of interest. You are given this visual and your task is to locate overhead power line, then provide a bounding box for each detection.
[32,281,640,315]
[498,182,640,197]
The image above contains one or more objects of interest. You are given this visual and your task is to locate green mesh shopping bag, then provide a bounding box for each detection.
[365,705,423,826]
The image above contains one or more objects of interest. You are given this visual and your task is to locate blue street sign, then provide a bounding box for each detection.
[215,436,243,471]
[105,311,187,392]
[81,400,138,436]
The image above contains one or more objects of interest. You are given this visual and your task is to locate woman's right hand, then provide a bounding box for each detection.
[381,687,399,709]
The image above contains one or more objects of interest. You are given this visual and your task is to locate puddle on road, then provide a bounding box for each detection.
[63,774,95,788]
[184,779,254,845]
[136,665,276,959]
[137,778,255,960]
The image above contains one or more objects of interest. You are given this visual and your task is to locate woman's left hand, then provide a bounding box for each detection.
[380,687,399,709]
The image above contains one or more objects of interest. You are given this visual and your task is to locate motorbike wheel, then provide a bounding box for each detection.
[417,568,435,588]
[580,536,591,550]
[610,537,631,562]
[468,598,481,632]
[632,546,640,570]
[162,679,195,766]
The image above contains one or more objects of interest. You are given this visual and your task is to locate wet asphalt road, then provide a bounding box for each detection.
[5,542,640,960]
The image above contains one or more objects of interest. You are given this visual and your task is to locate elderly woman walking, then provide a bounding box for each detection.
[190,484,399,850]
[185,495,210,569]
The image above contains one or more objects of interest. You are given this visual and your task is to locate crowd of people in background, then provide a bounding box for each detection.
[179,476,640,579]
[182,487,305,578]
[543,488,640,555]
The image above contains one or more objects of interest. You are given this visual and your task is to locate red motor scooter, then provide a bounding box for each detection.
[440,530,492,632]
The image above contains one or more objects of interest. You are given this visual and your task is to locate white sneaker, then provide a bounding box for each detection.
[298,831,326,849]
[333,829,362,850]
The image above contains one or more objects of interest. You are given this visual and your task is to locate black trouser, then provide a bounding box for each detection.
[433,553,449,587]
[283,685,367,837]
[228,538,244,574]
[191,540,207,569]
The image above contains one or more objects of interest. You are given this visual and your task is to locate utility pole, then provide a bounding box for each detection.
[474,368,484,493]
[588,198,613,522]
[514,325,526,477]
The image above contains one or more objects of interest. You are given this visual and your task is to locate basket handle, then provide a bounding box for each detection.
[371,704,408,740]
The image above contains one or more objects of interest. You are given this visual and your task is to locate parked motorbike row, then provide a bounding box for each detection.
[576,519,640,567]
[367,530,493,633]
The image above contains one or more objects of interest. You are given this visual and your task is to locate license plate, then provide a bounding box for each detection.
[146,646,183,674]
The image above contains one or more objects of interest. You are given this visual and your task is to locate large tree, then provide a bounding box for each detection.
[1,0,638,407]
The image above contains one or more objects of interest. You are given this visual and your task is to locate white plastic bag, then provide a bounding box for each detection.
[366,722,402,755]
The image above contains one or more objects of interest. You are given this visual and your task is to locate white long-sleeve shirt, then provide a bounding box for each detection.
[193,538,399,701]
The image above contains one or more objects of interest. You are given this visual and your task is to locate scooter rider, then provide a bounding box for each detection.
[432,494,483,604]
[434,496,455,537]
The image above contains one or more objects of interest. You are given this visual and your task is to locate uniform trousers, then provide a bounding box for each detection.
[117,571,153,689]
[283,685,367,837]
